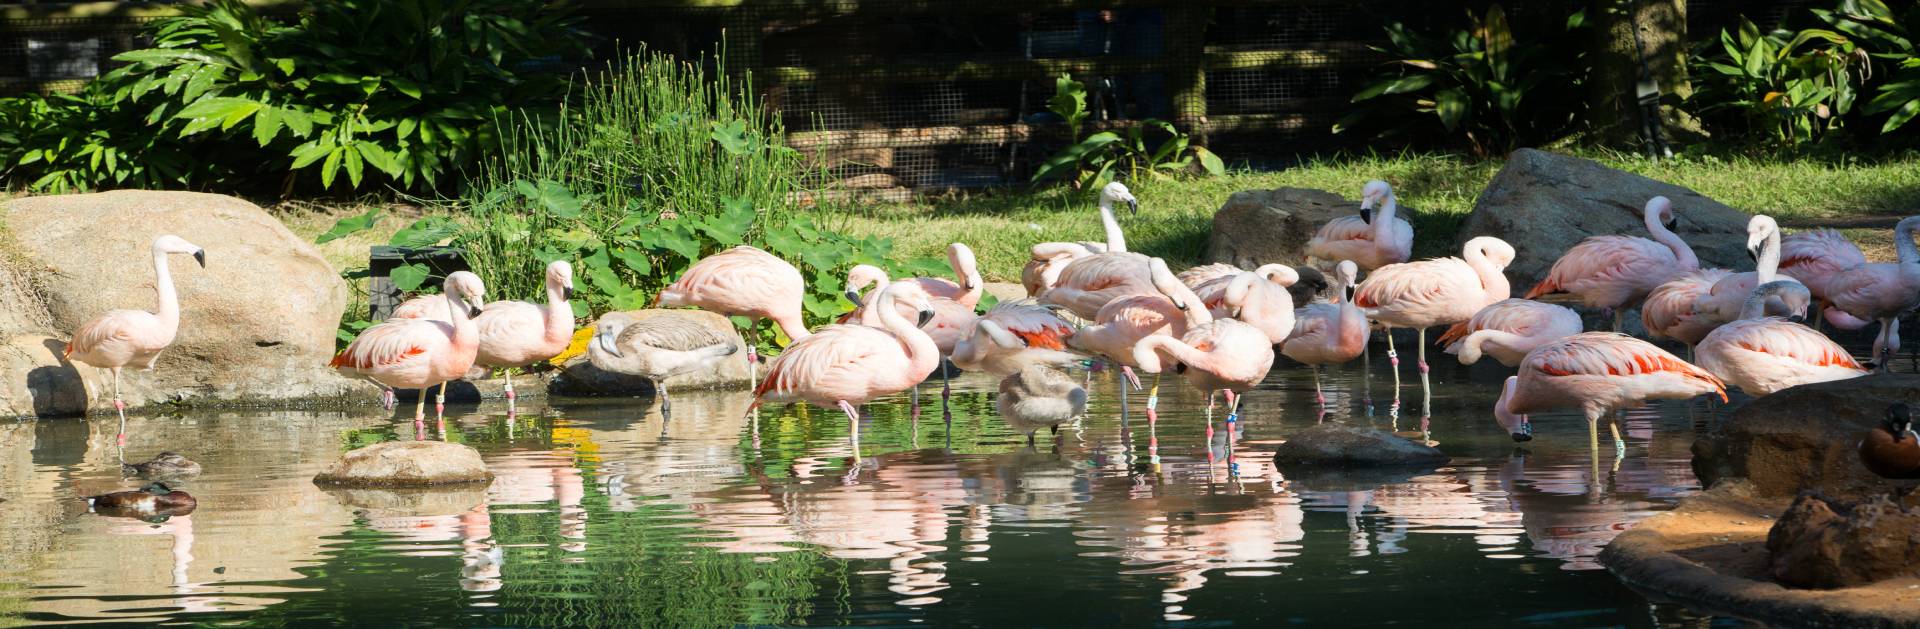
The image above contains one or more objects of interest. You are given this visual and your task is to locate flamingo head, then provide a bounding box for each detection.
[445,271,487,317]
[1334,260,1360,297]
[1358,180,1393,221]
[152,235,206,268]
[1754,280,1811,322]
[845,264,888,304]
[1746,215,1779,261]
[591,312,633,358]
[1646,196,1676,231]
[546,260,575,301]
[1467,236,1518,269]
[879,282,935,328]
[1886,403,1916,442]
[1495,376,1532,442]
[948,243,981,290]
[1100,182,1138,215]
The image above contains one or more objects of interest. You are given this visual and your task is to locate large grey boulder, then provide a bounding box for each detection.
[549,309,752,396]
[1,191,358,417]
[1206,188,1387,270]
[1692,374,1920,499]
[313,440,493,486]
[1273,422,1449,468]
[1456,149,1754,289]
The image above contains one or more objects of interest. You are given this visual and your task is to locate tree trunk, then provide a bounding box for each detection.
[1586,0,1706,148]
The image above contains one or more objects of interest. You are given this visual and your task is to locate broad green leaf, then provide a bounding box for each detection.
[389,217,460,248]
[1482,4,1512,81]
[315,207,383,244]
[252,106,283,147]
[534,179,583,218]
[610,247,651,275]
[710,120,752,155]
[343,145,366,188]
[1193,146,1226,176]
[389,263,431,291]
[320,146,343,189]
[1434,88,1469,132]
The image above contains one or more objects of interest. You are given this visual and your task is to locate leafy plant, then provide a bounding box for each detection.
[1691,16,1872,144]
[3,0,584,193]
[1335,4,1582,156]
[1812,0,1920,132]
[0,89,207,193]
[1031,74,1224,188]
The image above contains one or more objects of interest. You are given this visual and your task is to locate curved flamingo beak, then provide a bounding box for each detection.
[1127,198,1138,215]
[192,250,206,268]
[1664,216,1678,232]
[844,290,862,304]
[594,328,622,358]
[917,310,935,327]
[562,286,576,300]
[1359,208,1373,225]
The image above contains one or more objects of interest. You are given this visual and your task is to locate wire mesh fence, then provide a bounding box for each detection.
[0,0,1825,192]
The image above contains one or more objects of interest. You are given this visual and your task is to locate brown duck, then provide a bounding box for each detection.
[121,452,202,479]
[1860,403,1920,480]
[84,482,198,520]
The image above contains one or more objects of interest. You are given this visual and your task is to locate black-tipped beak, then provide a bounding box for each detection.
[1127,199,1138,215]
[1174,300,1188,311]
[917,310,935,327]
[1359,208,1373,225]
[469,306,484,318]
[844,290,862,304]
[1344,285,1358,302]
[1664,218,1678,232]
[1788,314,1806,324]
[1747,246,1760,262]
[192,250,206,268]
[563,287,575,300]
[1173,363,1187,374]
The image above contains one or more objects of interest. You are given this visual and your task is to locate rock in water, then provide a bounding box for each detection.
[1693,374,1920,499]
[1205,188,1420,274]
[550,309,751,396]
[1272,423,1449,468]
[313,441,493,487]
[1767,491,1920,588]
[1455,149,1754,289]
[0,191,356,417]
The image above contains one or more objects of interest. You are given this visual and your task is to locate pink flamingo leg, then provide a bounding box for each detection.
[1313,367,1326,406]
[1120,366,1142,390]
[382,387,395,410]
[503,368,516,401]
[111,368,127,446]
[434,382,447,416]
[838,399,863,483]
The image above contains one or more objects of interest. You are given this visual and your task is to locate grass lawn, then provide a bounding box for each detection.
[821,150,1920,282]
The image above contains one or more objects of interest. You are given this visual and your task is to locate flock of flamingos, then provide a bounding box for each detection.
[62,180,1920,460]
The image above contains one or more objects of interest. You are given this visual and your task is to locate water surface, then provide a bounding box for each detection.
[0,348,1753,627]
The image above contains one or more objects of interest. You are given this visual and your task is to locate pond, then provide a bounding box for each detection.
[0,347,1750,627]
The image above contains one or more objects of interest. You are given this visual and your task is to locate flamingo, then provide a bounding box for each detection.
[844,244,981,308]
[658,245,810,374]
[371,272,487,409]
[1493,376,1532,441]
[1500,332,1726,455]
[330,271,487,423]
[1440,298,1583,367]
[1040,182,1154,319]
[1826,216,1920,371]
[65,235,205,444]
[1133,260,1277,420]
[1023,241,1105,298]
[1304,179,1414,272]
[1066,255,1197,410]
[1525,196,1699,331]
[474,260,575,405]
[950,299,1080,377]
[997,364,1087,446]
[1355,236,1516,394]
[1184,262,1328,307]
[1779,228,1870,329]
[1695,280,1865,396]
[587,311,740,415]
[1641,268,1734,356]
[1693,215,1806,333]
[1281,261,1368,406]
[842,263,980,402]
[750,282,939,451]
[1195,265,1299,345]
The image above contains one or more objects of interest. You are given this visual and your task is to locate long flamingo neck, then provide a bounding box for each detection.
[151,251,180,330]
[1137,335,1205,374]
[1098,201,1128,253]
[447,293,478,348]
[1465,330,1526,362]
[877,290,938,374]
[771,311,811,341]
[1756,229,1782,282]
[1373,195,1397,242]
[1646,210,1699,269]
[1464,246,1510,303]
[1897,219,1920,266]
[544,282,572,344]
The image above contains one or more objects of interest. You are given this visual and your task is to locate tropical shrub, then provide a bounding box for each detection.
[2,0,584,193]
[1690,17,1872,144]
[0,89,209,193]
[1817,0,1920,133]
[1031,74,1224,189]
[1335,4,1584,156]
[323,49,949,348]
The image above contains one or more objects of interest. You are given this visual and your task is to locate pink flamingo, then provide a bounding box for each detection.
[750,282,939,452]
[1304,180,1414,272]
[1693,215,1805,332]
[1525,196,1699,331]
[1779,228,1869,329]
[1282,261,1368,405]
[331,270,487,423]
[1499,332,1726,454]
[950,299,1080,377]
[1194,265,1299,345]
[1695,280,1865,396]
[1040,182,1155,319]
[658,245,810,373]
[1133,260,1277,419]
[1641,268,1733,356]
[1825,216,1920,371]
[1493,376,1532,441]
[1439,298,1583,367]
[474,260,575,404]
[66,235,205,444]
[1066,256,1196,410]
[1355,236,1515,393]
[1023,241,1104,298]
[370,272,487,409]
[841,261,981,401]
[843,244,981,308]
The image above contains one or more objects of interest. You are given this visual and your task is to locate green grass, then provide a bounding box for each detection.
[821,150,1920,282]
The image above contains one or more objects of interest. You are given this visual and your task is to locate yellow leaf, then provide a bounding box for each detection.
[1762,92,1784,105]
[549,325,596,366]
